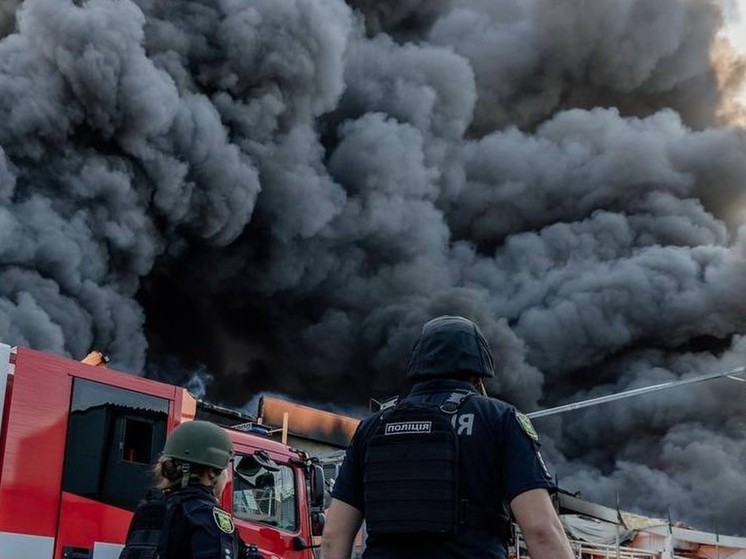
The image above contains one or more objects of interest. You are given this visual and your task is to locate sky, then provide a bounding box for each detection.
[723,0,745,43]
[723,0,746,101]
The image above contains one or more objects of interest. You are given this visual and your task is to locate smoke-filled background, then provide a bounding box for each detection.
[1,0,746,534]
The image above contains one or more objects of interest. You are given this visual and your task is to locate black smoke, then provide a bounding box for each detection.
[1,0,745,534]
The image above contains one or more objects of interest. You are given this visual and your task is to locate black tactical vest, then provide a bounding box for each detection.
[118,492,177,559]
[363,390,472,535]
[120,489,264,559]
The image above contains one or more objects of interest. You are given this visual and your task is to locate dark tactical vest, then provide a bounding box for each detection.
[120,490,265,559]
[119,492,178,559]
[364,390,476,536]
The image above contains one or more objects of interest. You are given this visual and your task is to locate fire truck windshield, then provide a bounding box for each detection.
[233,454,298,532]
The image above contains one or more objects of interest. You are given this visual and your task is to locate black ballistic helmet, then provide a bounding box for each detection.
[406,315,495,380]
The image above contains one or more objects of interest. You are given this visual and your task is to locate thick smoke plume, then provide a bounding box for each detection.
[1,0,745,534]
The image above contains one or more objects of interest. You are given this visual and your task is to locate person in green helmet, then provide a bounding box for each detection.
[119,420,263,559]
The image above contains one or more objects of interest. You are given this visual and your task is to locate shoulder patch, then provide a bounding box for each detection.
[515,411,539,441]
[213,507,235,534]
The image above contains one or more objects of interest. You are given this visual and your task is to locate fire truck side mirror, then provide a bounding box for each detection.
[309,463,325,509]
[311,511,326,537]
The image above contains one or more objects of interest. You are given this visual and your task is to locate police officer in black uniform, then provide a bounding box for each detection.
[321,316,574,559]
[120,420,263,559]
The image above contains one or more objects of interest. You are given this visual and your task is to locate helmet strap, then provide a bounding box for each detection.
[180,462,191,489]
[476,379,487,396]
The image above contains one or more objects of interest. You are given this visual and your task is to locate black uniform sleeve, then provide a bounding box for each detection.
[330,420,370,511]
[502,409,556,503]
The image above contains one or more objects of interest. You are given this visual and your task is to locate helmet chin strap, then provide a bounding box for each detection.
[180,462,191,489]
[476,379,487,396]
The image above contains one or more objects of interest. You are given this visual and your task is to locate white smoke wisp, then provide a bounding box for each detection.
[1,0,746,534]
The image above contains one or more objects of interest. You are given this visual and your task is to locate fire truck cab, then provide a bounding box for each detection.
[0,343,325,559]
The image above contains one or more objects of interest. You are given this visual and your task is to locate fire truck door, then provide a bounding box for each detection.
[56,378,169,559]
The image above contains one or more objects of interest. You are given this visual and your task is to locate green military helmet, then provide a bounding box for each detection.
[162,420,233,471]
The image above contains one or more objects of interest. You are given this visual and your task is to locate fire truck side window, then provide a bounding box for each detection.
[62,378,168,511]
[233,454,298,532]
[123,418,155,464]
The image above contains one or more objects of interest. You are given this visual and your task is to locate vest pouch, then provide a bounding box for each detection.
[364,403,459,535]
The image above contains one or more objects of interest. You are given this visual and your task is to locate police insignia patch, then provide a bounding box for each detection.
[516,412,538,441]
[213,507,235,534]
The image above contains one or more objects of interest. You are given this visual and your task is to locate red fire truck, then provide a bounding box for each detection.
[0,343,325,559]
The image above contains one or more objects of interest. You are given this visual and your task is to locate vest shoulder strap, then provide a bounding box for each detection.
[382,388,474,416]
